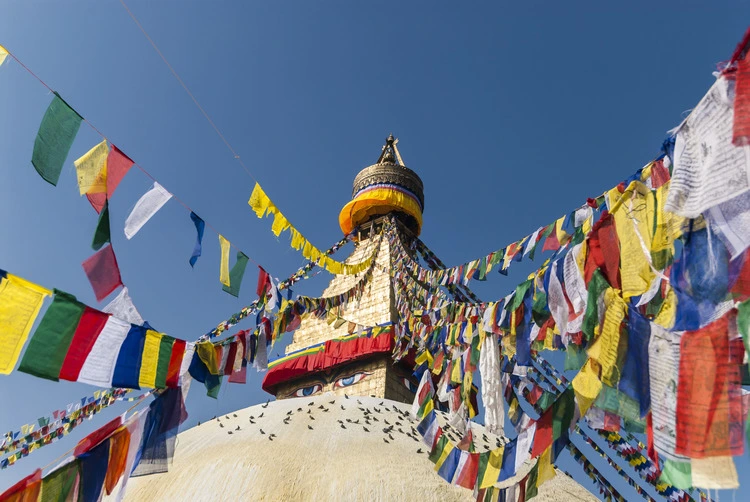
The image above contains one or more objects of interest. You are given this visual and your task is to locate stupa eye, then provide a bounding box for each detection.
[291,384,322,397]
[334,372,369,388]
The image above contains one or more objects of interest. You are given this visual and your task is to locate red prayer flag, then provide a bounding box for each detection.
[733,52,750,146]
[223,341,238,376]
[531,409,553,457]
[603,411,620,432]
[0,468,42,502]
[542,229,560,253]
[74,416,123,456]
[646,412,660,476]
[650,158,671,189]
[256,266,270,297]
[166,339,186,388]
[87,145,134,213]
[455,452,480,490]
[58,308,110,381]
[584,211,621,288]
[675,311,744,458]
[82,244,123,302]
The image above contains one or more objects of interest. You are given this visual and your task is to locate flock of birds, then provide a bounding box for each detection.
[194,395,506,454]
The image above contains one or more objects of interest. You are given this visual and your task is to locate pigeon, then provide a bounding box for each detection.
[309,415,315,420]
[308,402,315,406]
[363,427,370,432]
[346,419,352,423]
[340,424,346,429]
[217,417,221,422]
[235,426,240,431]
[225,416,230,420]
[340,405,345,410]
[357,400,362,405]
[329,400,335,405]
[262,400,270,408]
[233,414,237,418]
[322,408,329,413]
[249,415,254,420]
[383,438,390,444]
[384,420,390,425]
[228,431,233,435]
[379,401,384,406]
[286,410,293,416]
[307,409,312,414]
[318,405,325,410]
[260,429,266,435]
[388,434,394,441]
[395,421,402,426]
[197,421,201,426]
[219,423,225,428]
[417,448,423,454]
[353,419,360,424]
[258,413,264,418]
[249,419,255,424]
[308,425,314,430]
[269,437,274,441]
[345,394,350,399]
[398,428,404,433]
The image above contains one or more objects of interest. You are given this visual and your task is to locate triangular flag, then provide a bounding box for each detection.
[222,251,250,297]
[31,93,83,186]
[0,45,8,67]
[74,140,108,195]
[82,244,123,302]
[189,212,205,268]
[87,145,134,213]
[92,200,111,250]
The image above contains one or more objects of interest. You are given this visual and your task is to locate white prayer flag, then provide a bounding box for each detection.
[124,182,172,239]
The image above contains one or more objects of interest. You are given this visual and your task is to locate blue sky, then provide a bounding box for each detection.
[1,0,749,497]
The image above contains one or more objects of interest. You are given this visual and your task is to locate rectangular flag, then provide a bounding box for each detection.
[112,325,147,389]
[478,447,504,488]
[77,316,131,388]
[222,251,250,297]
[91,200,111,251]
[82,244,123,302]
[18,290,85,380]
[412,370,434,419]
[31,93,82,186]
[124,182,172,239]
[139,330,164,389]
[87,145,134,213]
[58,307,110,381]
[74,140,108,195]
[436,446,461,482]
[189,212,205,267]
[0,274,52,374]
[454,451,480,490]
[417,411,439,447]
[219,235,231,287]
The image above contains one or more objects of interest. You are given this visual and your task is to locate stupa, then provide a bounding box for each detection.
[125,138,598,501]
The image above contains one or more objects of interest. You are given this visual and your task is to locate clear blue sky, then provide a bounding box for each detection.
[1,0,749,498]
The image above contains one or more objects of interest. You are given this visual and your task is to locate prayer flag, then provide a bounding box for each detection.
[256,266,270,297]
[0,274,52,374]
[436,446,461,482]
[154,335,175,388]
[58,307,110,381]
[166,339,187,387]
[219,235,231,287]
[82,244,123,302]
[412,370,434,419]
[91,200,111,250]
[139,330,164,389]
[189,212,205,268]
[18,290,85,380]
[74,140,108,195]
[0,45,8,67]
[675,312,744,458]
[78,438,109,502]
[104,426,131,495]
[691,456,739,490]
[77,315,131,388]
[222,251,250,297]
[478,446,504,488]
[531,409,553,457]
[40,460,79,502]
[112,324,147,389]
[454,451,480,490]
[123,182,172,239]
[87,145,134,213]
[31,93,82,186]
[102,287,143,326]
[734,52,750,146]
[619,309,651,417]
[0,468,42,501]
[418,411,439,447]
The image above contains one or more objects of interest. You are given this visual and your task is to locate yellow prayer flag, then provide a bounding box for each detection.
[0,45,8,66]
[572,359,602,416]
[480,447,505,488]
[74,140,109,195]
[433,442,454,472]
[138,330,163,388]
[196,341,219,375]
[654,287,677,329]
[248,183,272,218]
[587,288,626,385]
[219,235,231,287]
[537,446,557,486]
[0,274,51,374]
[554,215,568,245]
[271,212,290,237]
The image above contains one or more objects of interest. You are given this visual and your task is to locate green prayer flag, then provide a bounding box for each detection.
[582,269,608,341]
[41,459,79,502]
[154,335,175,388]
[552,387,575,441]
[737,299,750,356]
[475,450,490,484]
[18,290,85,381]
[659,459,692,490]
[525,461,540,499]
[91,200,111,250]
[428,435,449,464]
[31,93,83,186]
[507,279,532,312]
[222,251,250,297]
[564,343,588,371]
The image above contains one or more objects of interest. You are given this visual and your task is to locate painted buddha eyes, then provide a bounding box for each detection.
[333,372,369,388]
[293,384,322,397]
